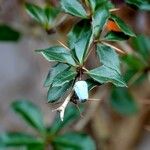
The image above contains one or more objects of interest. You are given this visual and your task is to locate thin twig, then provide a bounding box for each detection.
[102,41,126,54]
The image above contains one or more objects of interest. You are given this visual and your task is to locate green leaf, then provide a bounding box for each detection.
[52,132,96,150]
[74,31,91,64]
[92,6,109,37]
[44,6,60,28]
[104,31,130,41]
[0,132,44,147]
[12,100,45,132]
[110,14,136,37]
[25,3,60,29]
[96,0,115,9]
[60,0,88,18]
[68,20,92,50]
[110,87,139,115]
[125,0,150,11]
[88,0,114,12]
[88,65,127,87]
[49,105,80,134]
[0,24,20,42]
[36,46,76,66]
[27,145,44,150]
[122,54,146,71]
[96,44,121,73]
[88,0,96,12]
[131,35,150,62]
[25,3,45,24]
[47,81,72,103]
[86,78,101,91]
[44,63,69,87]
[52,68,77,87]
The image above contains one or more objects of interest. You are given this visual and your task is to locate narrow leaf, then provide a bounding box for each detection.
[68,20,91,49]
[110,14,136,37]
[36,46,76,66]
[12,100,45,132]
[27,144,44,150]
[125,0,150,11]
[96,44,121,73]
[52,68,77,87]
[92,6,109,37]
[88,0,96,12]
[104,31,130,41]
[52,132,96,150]
[96,0,115,9]
[88,65,127,87]
[74,31,91,64]
[60,0,88,18]
[86,78,101,91]
[45,6,59,24]
[44,63,69,87]
[44,6,60,29]
[0,132,44,147]
[47,81,72,103]
[25,3,45,24]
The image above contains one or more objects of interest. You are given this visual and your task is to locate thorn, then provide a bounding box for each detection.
[88,98,101,101]
[57,40,70,50]
[109,8,120,12]
[102,41,126,54]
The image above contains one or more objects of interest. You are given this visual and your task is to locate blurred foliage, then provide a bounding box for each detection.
[1,0,150,149]
[125,0,150,11]
[0,100,96,150]
[25,3,60,31]
[0,24,20,42]
[122,35,150,85]
[110,87,138,115]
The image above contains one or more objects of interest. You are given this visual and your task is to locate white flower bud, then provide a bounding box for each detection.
[74,80,88,102]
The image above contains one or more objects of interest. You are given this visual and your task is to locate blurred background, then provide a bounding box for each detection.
[0,0,150,150]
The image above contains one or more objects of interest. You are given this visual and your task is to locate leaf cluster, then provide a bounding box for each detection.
[25,0,137,105]
[0,100,96,150]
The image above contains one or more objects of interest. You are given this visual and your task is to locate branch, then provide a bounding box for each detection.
[53,92,73,121]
